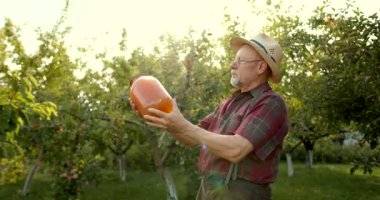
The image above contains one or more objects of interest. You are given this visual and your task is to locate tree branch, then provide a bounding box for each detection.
[160,139,176,166]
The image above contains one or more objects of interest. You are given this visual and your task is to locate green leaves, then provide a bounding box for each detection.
[0,105,12,133]
[263,1,380,172]
[0,88,9,105]
[31,102,58,120]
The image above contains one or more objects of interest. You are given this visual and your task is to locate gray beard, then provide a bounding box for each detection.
[230,76,241,88]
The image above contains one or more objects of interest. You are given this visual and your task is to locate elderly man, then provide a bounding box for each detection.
[141,33,289,200]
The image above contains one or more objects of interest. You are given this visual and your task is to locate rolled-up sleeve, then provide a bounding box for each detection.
[198,105,221,130]
[234,95,288,160]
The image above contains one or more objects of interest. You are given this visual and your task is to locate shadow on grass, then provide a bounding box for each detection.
[0,168,198,200]
[272,163,380,200]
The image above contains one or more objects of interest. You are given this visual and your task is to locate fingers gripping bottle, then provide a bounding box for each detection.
[130,75,173,118]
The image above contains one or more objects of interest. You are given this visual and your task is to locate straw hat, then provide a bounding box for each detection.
[230,33,284,83]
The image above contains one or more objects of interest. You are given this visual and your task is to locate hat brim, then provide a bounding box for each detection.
[230,37,281,83]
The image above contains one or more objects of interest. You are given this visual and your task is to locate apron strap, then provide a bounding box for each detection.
[224,163,239,185]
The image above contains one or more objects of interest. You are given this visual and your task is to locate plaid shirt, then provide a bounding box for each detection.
[198,82,289,184]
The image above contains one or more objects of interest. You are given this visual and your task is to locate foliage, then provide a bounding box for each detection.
[0,155,23,184]
[51,155,103,200]
[0,19,57,184]
[284,137,379,167]
[1,5,102,196]
[309,4,380,149]
[262,0,380,171]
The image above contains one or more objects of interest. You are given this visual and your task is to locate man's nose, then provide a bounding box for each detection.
[230,62,237,69]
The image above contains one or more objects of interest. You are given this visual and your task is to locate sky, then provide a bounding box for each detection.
[0,0,379,57]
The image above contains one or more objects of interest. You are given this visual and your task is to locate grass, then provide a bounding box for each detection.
[0,168,197,200]
[1,162,380,200]
[81,169,196,200]
[272,163,380,200]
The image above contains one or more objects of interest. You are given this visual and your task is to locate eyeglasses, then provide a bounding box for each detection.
[231,58,263,67]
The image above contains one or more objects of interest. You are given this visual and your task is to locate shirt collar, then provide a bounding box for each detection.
[249,82,271,98]
[231,82,272,98]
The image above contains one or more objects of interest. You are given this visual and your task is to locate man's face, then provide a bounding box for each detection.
[230,45,263,88]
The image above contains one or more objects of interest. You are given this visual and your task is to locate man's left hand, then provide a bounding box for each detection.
[143,98,191,133]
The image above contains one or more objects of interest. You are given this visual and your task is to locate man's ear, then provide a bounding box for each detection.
[257,62,269,75]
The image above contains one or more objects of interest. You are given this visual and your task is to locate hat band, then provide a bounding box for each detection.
[250,39,276,64]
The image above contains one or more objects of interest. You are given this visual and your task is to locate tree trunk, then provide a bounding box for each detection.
[161,167,178,200]
[119,155,126,182]
[21,149,43,196]
[302,137,314,169]
[146,129,178,200]
[305,150,313,168]
[106,140,133,182]
[286,153,294,177]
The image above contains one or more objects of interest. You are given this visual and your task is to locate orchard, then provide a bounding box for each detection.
[1,0,379,199]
